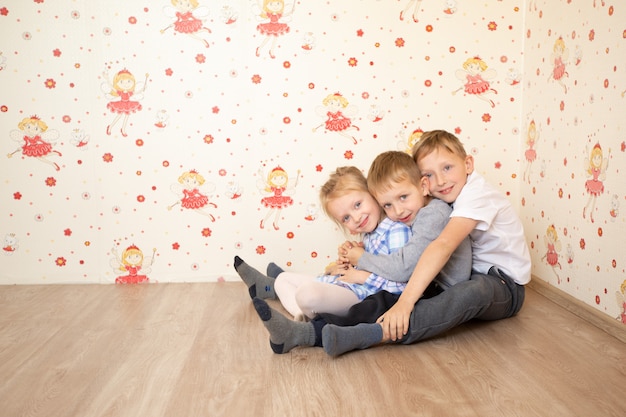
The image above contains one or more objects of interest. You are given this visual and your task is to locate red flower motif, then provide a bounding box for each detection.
[251,74,262,84]
[256,245,266,255]
[13,192,22,200]
[64,229,72,236]
[488,21,497,31]
[315,164,323,172]
[172,242,180,250]
[165,68,173,76]
[55,257,67,267]
[481,113,492,122]
[53,49,61,57]
[45,177,57,187]
[195,54,206,64]
[0,7,8,16]
[395,38,405,47]
[201,228,212,237]
[344,150,354,159]
[44,78,56,89]
[356,29,364,37]
[102,153,113,162]
[203,134,214,144]
[212,106,220,114]
[348,57,358,67]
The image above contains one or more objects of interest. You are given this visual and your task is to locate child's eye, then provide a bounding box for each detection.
[354,201,361,209]
[341,215,350,223]
[400,195,408,201]
[383,203,391,209]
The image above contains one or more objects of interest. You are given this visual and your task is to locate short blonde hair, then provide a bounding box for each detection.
[367,151,421,198]
[411,130,467,168]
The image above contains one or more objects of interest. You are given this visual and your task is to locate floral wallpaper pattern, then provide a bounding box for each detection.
[0,0,624,322]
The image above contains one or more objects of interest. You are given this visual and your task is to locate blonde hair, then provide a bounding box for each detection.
[319,166,376,228]
[367,151,422,198]
[121,245,143,269]
[178,170,206,185]
[462,56,488,71]
[18,116,48,132]
[411,129,467,168]
[110,70,136,96]
[322,93,349,108]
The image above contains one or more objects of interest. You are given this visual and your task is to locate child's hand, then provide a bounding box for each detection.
[324,262,348,276]
[344,245,365,265]
[376,298,414,341]
[337,240,362,257]
[338,267,369,285]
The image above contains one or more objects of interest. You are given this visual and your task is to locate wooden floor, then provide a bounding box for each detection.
[0,282,624,417]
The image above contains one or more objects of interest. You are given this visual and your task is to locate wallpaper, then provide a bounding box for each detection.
[0,1,624,322]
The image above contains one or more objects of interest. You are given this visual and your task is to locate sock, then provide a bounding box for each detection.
[233,256,276,299]
[322,323,384,356]
[266,262,285,279]
[253,298,316,354]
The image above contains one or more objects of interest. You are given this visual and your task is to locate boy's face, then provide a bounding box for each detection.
[417,147,474,204]
[374,178,429,226]
[326,190,381,234]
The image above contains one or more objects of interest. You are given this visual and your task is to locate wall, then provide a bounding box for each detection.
[0,1,623,322]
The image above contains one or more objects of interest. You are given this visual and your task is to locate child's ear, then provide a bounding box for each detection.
[420,176,430,196]
[465,155,475,174]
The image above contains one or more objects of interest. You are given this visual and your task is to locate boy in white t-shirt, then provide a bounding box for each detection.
[321,129,530,355]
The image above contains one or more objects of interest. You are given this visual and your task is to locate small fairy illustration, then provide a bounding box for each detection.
[583,143,610,223]
[8,115,61,171]
[566,243,574,265]
[615,280,626,324]
[453,56,498,108]
[257,165,300,230]
[253,0,294,59]
[301,32,315,52]
[367,104,386,123]
[504,68,522,86]
[397,128,423,155]
[161,0,211,48]
[313,93,360,144]
[70,128,90,150]
[541,225,562,283]
[110,244,155,284]
[443,0,458,16]
[168,169,217,221]
[548,37,569,94]
[154,109,169,128]
[220,3,239,25]
[400,0,422,22]
[304,203,319,221]
[2,233,18,255]
[225,181,243,200]
[101,68,148,137]
[523,120,539,183]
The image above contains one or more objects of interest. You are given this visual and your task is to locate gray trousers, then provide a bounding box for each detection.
[399,267,525,345]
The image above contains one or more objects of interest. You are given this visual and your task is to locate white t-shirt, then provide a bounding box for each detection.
[451,172,531,285]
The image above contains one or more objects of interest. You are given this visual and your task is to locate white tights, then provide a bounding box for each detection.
[274,272,360,321]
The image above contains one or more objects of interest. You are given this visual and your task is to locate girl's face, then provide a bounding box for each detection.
[591,152,602,168]
[117,77,135,91]
[326,190,380,234]
[183,176,198,187]
[125,253,142,266]
[267,1,282,12]
[374,178,429,226]
[24,122,42,136]
[271,173,287,186]
[418,147,474,204]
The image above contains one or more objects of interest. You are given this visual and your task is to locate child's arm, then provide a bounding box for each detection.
[345,201,451,282]
[377,216,478,341]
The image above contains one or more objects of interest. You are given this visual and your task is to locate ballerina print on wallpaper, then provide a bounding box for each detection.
[541,225,562,283]
[168,169,218,221]
[313,93,361,144]
[397,128,423,155]
[257,165,300,230]
[583,142,610,223]
[253,0,294,59]
[110,244,156,284]
[8,115,62,171]
[101,68,148,137]
[523,120,539,183]
[548,37,569,94]
[161,0,211,48]
[453,56,498,108]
